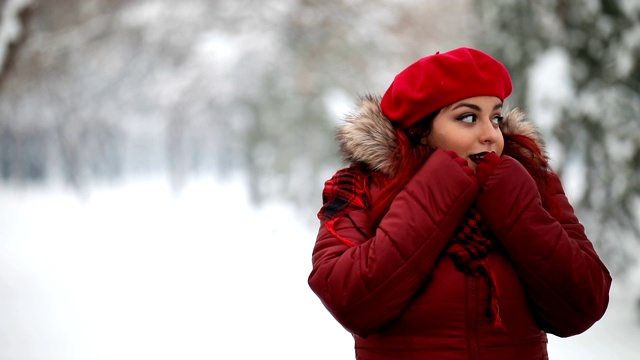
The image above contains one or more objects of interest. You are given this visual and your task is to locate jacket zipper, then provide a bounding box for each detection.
[466,275,480,360]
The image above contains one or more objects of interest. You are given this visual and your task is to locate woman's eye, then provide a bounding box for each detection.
[492,115,504,125]
[458,114,476,123]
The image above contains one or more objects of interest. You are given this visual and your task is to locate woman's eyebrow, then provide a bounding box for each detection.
[451,103,503,111]
[452,103,480,111]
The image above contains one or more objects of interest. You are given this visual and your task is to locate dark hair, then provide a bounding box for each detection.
[404,110,437,146]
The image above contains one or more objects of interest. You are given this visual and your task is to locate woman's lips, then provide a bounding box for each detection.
[469,152,490,165]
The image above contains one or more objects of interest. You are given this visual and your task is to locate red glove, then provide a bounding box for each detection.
[445,150,475,179]
[475,152,501,188]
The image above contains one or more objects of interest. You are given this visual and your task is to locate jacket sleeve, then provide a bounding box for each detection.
[476,156,612,337]
[308,149,478,337]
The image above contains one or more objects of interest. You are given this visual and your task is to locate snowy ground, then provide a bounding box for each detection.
[0,176,638,359]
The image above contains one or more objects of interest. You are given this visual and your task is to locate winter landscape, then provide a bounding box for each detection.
[2,0,640,358]
[1,176,639,359]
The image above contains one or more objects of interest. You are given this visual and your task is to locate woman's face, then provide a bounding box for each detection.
[427,96,504,170]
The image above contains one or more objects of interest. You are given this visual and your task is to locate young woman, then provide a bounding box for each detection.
[308,47,611,359]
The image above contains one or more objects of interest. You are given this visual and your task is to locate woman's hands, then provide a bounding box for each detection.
[473,155,611,337]
[474,152,501,189]
[443,149,500,187]
[445,150,475,178]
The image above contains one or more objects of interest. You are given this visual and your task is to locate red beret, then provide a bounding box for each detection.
[380,47,512,128]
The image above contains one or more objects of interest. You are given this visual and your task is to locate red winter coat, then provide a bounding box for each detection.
[308,96,611,359]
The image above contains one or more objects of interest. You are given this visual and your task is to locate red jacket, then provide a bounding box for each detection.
[308,96,611,359]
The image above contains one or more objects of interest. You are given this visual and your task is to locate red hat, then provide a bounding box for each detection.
[380,47,512,128]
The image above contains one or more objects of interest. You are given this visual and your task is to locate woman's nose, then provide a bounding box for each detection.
[479,118,500,144]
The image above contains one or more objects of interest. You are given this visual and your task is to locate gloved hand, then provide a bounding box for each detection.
[445,150,475,179]
[475,152,501,189]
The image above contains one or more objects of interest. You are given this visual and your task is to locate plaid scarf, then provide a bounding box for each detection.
[317,164,377,247]
[318,167,503,329]
[447,207,504,330]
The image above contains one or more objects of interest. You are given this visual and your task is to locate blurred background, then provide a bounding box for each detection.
[1,0,639,358]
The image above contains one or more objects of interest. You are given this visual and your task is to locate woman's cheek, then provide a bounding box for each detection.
[496,138,505,156]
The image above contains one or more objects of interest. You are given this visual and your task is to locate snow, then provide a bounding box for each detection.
[0,176,637,359]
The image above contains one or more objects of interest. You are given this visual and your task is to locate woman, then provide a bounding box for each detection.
[308,47,611,359]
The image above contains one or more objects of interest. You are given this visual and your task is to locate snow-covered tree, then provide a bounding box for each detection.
[475,0,640,273]
[0,0,474,216]
[0,0,32,77]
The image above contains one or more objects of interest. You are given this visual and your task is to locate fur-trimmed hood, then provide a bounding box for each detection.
[336,94,544,176]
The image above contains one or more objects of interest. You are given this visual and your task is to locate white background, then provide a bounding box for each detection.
[1,176,638,359]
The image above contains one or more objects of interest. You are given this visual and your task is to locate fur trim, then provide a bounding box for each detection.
[337,94,398,176]
[336,95,545,175]
[499,108,544,146]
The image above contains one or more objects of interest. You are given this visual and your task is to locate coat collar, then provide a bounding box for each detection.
[336,94,545,176]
